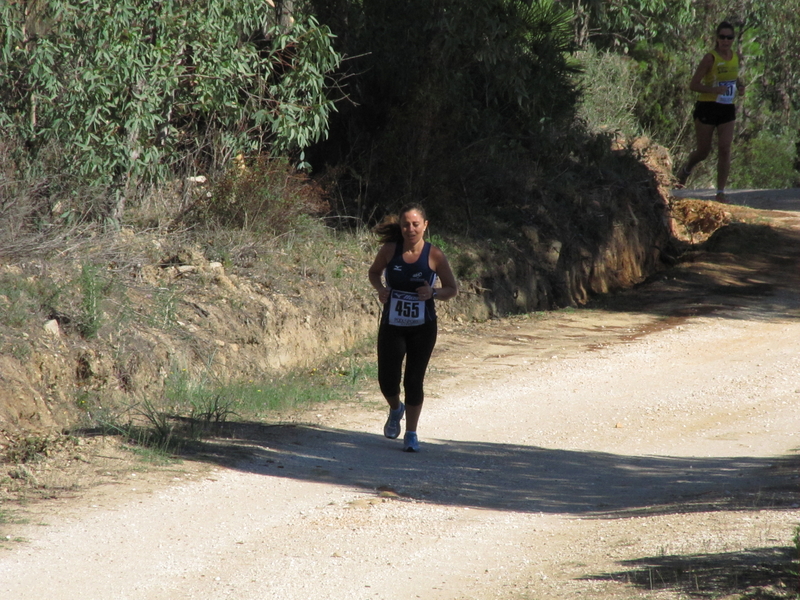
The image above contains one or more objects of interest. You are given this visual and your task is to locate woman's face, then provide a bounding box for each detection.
[400,210,428,245]
[717,28,735,50]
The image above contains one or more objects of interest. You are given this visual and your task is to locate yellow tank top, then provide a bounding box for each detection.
[697,50,739,104]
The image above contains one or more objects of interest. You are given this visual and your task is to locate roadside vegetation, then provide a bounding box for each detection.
[1,0,798,594]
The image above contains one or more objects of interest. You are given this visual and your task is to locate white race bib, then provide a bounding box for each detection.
[388,290,425,326]
[716,80,736,104]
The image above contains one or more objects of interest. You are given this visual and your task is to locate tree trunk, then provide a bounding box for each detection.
[277,0,295,31]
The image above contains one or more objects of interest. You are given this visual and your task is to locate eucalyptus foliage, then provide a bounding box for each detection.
[0,0,340,211]
[571,0,695,48]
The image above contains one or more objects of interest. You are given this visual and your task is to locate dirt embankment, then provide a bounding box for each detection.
[1,139,679,444]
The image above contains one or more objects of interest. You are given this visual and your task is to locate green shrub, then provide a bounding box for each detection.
[308,0,580,217]
[575,47,640,138]
[0,272,61,328]
[196,156,329,234]
[729,127,800,190]
[428,233,452,255]
[628,41,695,150]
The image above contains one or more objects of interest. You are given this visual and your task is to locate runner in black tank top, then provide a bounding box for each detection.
[368,204,458,452]
[381,240,438,326]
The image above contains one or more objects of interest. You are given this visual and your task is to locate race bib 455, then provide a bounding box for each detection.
[388,290,425,326]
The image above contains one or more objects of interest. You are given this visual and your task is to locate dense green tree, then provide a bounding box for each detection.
[0,0,340,219]
[306,0,581,218]
[742,2,800,120]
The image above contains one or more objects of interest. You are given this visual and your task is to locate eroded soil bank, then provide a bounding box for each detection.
[0,140,677,443]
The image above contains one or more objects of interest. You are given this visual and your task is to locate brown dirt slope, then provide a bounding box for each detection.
[0,139,689,448]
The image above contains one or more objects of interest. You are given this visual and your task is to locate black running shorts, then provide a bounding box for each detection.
[693,101,736,126]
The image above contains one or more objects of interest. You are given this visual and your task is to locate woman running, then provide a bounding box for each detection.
[368,204,458,452]
[677,21,746,202]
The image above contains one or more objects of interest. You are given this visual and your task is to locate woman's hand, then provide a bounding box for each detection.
[377,288,391,304]
[415,283,434,301]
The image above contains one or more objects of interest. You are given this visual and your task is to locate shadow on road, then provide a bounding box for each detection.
[590,219,800,323]
[184,422,798,517]
[168,201,800,534]
[583,546,796,599]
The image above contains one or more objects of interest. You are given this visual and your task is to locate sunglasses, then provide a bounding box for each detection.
[718,34,734,40]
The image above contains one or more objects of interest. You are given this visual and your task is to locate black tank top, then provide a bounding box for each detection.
[382,242,438,324]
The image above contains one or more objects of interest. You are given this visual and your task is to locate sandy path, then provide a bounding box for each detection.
[1,190,800,600]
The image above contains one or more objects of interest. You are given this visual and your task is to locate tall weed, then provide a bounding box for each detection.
[78,264,103,339]
[575,47,640,138]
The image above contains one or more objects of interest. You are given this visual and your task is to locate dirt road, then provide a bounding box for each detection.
[2,190,800,599]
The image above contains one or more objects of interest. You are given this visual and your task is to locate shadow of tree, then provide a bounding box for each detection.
[583,546,797,599]
[588,222,800,324]
[179,423,798,517]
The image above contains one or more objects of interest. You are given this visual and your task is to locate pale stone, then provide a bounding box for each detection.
[43,319,61,337]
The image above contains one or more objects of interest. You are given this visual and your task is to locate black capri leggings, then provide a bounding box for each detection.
[377,320,438,407]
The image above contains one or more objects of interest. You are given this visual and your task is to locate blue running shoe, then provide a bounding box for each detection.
[384,402,405,439]
[403,432,420,452]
